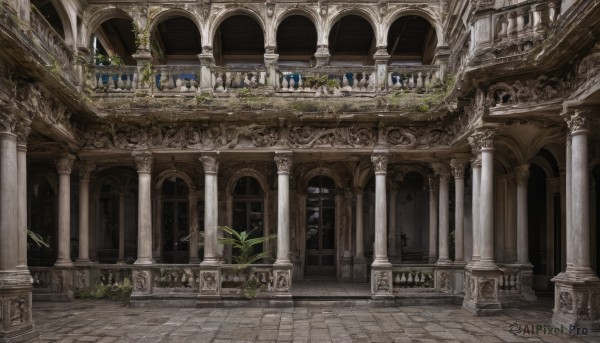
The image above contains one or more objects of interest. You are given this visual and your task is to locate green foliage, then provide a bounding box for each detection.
[195,92,213,104]
[238,87,252,97]
[27,230,49,248]
[75,278,132,301]
[416,104,430,112]
[218,226,275,266]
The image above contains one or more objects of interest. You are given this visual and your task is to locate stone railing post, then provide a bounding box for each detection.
[198,46,215,92]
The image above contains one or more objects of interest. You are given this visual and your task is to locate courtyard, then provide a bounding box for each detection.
[28,298,599,343]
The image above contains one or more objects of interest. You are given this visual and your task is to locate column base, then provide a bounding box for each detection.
[53,259,74,268]
[453,263,466,295]
[133,258,154,265]
[353,257,368,282]
[74,260,94,267]
[0,271,36,342]
[273,265,292,300]
[371,264,393,299]
[551,272,600,335]
[462,266,502,316]
[428,257,437,264]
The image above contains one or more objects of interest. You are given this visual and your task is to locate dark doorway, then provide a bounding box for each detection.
[305,175,336,278]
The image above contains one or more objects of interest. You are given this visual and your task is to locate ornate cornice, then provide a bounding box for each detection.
[274,152,292,174]
[56,154,75,174]
[133,150,153,173]
[371,154,389,174]
[477,129,497,150]
[200,154,219,174]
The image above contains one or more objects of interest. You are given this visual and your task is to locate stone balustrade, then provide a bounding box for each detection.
[277,67,376,95]
[220,264,275,295]
[392,265,435,291]
[211,67,268,93]
[387,66,441,92]
[152,265,199,290]
[154,65,200,93]
[491,0,557,41]
[90,66,138,93]
[30,6,74,78]
[498,267,521,294]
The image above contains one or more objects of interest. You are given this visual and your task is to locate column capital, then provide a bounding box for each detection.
[450,160,467,178]
[0,111,17,134]
[133,150,153,173]
[14,118,31,145]
[470,156,482,168]
[355,187,364,196]
[371,154,389,174]
[274,151,293,174]
[427,175,438,192]
[200,154,219,174]
[432,163,451,180]
[514,164,530,184]
[78,162,96,181]
[477,129,498,150]
[468,131,482,155]
[566,109,591,135]
[56,154,76,174]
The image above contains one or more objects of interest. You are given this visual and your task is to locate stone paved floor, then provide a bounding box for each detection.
[27,298,600,343]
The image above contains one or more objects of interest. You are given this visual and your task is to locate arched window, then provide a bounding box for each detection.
[305,175,336,277]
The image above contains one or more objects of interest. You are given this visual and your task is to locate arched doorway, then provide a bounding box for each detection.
[305,175,336,277]
[231,176,265,259]
[161,177,189,263]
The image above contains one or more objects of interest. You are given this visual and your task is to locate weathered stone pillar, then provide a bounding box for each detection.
[264,47,279,90]
[463,129,501,316]
[371,152,392,298]
[388,185,398,259]
[470,152,482,264]
[353,189,367,282]
[0,112,36,342]
[451,160,467,263]
[273,151,292,301]
[373,47,390,91]
[55,154,75,267]
[552,110,600,333]
[133,151,153,265]
[428,175,438,263]
[514,164,536,301]
[565,135,573,268]
[188,192,200,263]
[15,120,30,270]
[75,163,95,265]
[434,164,451,265]
[314,45,330,67]
[117,192,126,264]
[198,47,215,92]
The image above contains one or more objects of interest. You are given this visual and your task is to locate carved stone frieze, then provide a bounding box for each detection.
[450,160,466,178]
[0,111,16,133]
[487,75,566,107]
[375,271,390,292]
[288,126,374,148]
[200,271,218,291]
[9,295,28,326]
[134,271,148,292]
[479,279,496,301]
[438,271,451,293]
[559,291,574,314]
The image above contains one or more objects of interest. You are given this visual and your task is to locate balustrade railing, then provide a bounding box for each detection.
[392,265,435,291]
[154,65,200,93]
[95,264,133,285]
[220,264,274,294]
[498,266,521,294]
[387,66,441,92]
[277,67,376,95]
[90,66,138,93]
[30,6,74,77]
[211,67,268,93]
[31,267,54,290]
[490,0,558,44]
[152,265,199,290]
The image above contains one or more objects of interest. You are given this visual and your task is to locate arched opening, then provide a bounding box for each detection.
[214,15,265,66]
[92,18,137,65]
[31,0,65,38]
[97,180,119,262]
[397,172,429,262]
[387,16,437,65]
[161,177,189,263]
[528,164,548,290]
[151,16,202,65]
[329,15,375,65]
[305,175,337,277]
[231,176,265,261]
[276,15,317,66]
[28,176,56,266]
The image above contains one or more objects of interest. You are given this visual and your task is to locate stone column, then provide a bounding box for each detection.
[264,47,279,90]
[434,164,451,265]
[373,47,390,91]
[451,160,466,263]
[428,175,438,263]
[565,135,573,268]
[0,112,35,341]
[75,163,95,265]
[371,152,393,298]
[15,120,30,270]
[552,110,600,332]
[470,154,482,263]
[188,192,200,263]
[515,165,530,265]
[353,189,367,281]
[463,129,501,316]
[200,154,219,265]
[388,185,398,259]
[55,154,75,267]
[274,152,292,265]
[117,192,126,264]
[133,151,153,265]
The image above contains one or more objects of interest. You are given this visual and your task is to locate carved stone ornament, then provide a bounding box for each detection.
[0,111,17,133]
[14,119,31,144]
[133,151,153,173]
[276,271,289,289]
[567,110,590,134]
[559,291,574,314]
[450,161,466,178]
[468,132,482,155]
[514,165,530,184]
[200,155,219,174]
[266,0,275,17]
[479,279,496,301]
[274,154,292,173]
[477,130,497,150]
[375,271,390,292]
[56,154,75,174]
[200,271,218,291]
[134,271,148,292]
[9,295,28,326]
[439,271,450,292]
[371,154,389,174]
[79,163,96,181]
